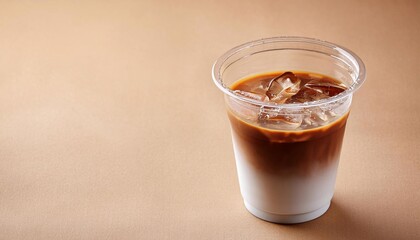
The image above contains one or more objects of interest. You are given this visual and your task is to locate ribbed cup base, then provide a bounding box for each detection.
[244,201,331,224]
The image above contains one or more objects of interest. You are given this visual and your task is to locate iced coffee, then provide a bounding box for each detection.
[212,37,366,224]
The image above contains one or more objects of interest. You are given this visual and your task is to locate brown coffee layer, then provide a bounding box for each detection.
[228,111,348,176]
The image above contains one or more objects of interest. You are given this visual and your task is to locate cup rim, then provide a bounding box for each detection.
[211,36,366,109]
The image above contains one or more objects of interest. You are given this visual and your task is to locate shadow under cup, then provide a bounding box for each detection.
[212,37,366,224]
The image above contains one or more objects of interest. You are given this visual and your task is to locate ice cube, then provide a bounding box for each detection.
[302,116,317,127]
[234,90,269,102]
[326,110,337,117]
[304,79,347,97]
[300,108,330,128]
[266,72,301,103]
[258,112,302,130]
[288,86,329,103]
[315,110,328,121]
[250,83,269,95]
[227,97,259,122]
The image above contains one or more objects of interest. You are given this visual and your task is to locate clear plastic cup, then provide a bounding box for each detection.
[212,37,366,224]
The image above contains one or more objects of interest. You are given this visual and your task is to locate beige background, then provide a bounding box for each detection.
[0,0,419,239]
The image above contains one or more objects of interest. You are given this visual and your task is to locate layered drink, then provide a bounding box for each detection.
[212,37,366,224]
[227,71,349,223]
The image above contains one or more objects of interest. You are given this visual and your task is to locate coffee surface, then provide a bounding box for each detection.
[231,71,347,104]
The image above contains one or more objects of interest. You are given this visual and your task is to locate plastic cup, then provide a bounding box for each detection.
[212,37,366,224]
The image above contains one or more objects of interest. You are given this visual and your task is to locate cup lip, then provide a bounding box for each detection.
[212,36,366,109]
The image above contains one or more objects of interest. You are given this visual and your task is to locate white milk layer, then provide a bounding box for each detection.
[231,134,340,217]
